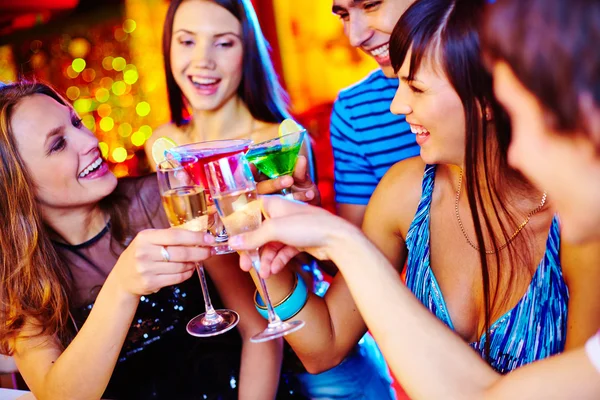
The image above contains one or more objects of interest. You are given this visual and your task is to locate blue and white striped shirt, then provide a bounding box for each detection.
[330,69,420,205]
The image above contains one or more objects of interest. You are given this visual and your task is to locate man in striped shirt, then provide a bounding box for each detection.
[330,0,419,226]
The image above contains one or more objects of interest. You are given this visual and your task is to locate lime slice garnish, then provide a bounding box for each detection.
[151,137,177,165]
[278,119,303,146]
[279,119,302,137]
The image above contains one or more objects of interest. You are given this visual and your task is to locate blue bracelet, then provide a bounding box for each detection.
[254,272,309,321]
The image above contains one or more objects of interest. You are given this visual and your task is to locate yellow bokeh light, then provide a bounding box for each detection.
[112,57,127,71]
[99,117,115,132]
[123,19,137,33]
[118,123,133,138]
[95,88,110,103]
[66,65,79,79]
[72,58,86,73]
[139,125,153,139]
[97,104,112,118]
[68,38,91,58]
[123,69,138,85]
[102,56,114,71]
[99,142,109,158]
[112,147,128,163]
[136,101,151,116]
[73,98,92,113]
[82,115,96,131]
[131,131,146,147]
[112,81,127,96]
[66,86,80,101]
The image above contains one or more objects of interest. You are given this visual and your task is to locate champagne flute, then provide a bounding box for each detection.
[204,153,305,343]
[157,156,239,337]
[171,139,252,255]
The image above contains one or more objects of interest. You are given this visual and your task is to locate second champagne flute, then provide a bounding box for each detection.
[157,156,239,337]
[204,153,305,343]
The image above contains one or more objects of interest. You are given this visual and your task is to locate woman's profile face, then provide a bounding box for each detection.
[493,61,600,242]
[390,49,466,166]
[10,94,117,212]
[170,0,244,113]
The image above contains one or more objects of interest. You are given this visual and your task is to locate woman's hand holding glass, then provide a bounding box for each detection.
[157,157,240,336]
[204,153,305,342]
[112,228,215,296]
[255,155,320,205]
[228,196,357,279]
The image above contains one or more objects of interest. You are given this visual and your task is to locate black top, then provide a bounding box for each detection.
[55,175,305,399]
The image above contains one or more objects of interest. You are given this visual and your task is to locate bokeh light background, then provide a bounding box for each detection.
[0,0,378,180]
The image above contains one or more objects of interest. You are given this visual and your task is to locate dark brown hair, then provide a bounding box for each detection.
[0,81,130,354]
[390,0,533,361]
[482,0,600,147]
[163,0,290,127]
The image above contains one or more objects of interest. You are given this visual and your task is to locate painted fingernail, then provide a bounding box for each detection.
[306,190,314,200]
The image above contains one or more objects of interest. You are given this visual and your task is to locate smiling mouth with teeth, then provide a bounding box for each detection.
[189,76,221,87]
[79,157,103,178]
[369,43,390,63]
[409,124,430,135]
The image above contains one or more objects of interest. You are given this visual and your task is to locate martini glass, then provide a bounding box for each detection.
[245,130,306,198]
[172,139,252,255]
[205,153,305,343]
[157,156,239,337]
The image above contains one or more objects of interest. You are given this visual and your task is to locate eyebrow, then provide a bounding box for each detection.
[44,125,65,147]
[400,76,424,84]
[173,29,241,39]
[332,0,371,14]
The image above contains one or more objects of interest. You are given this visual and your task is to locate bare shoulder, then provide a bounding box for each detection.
[367,156,427,235]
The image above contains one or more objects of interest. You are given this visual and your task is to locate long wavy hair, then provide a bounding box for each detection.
[390,0,535,359]
[0,81,130,354]
[163,0,290,127]
[482,0,600,149]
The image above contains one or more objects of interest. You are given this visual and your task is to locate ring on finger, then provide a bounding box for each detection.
[160,246,171,262]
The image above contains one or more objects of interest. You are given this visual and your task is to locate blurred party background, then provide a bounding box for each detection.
[0,0,380,212]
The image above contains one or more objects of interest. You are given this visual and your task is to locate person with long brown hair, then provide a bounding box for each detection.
[145,0,316,190]
[225,0,600,379]
[0,80,293,399]
[227,0,600,397]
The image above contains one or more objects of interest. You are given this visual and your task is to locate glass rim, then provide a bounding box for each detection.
[156,154,197,172]
[203,151,247,168]
[249,129,306,148]
[203,152,255,195]
[173,138,253,154]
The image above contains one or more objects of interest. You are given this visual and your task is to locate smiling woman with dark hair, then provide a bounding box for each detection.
[226,0,600,397]
[146,0,315,177]
[225,0,600,385]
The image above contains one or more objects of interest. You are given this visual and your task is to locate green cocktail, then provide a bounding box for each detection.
[246,141,302,178]
[246,130,306,194]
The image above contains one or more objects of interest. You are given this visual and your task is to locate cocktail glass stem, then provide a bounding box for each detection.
[195,262,223,324]
[248,250,283,326]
